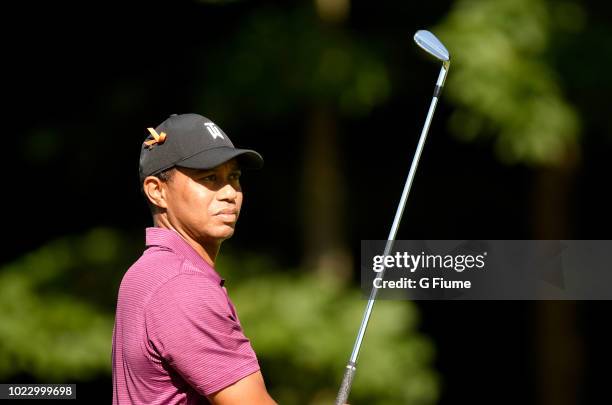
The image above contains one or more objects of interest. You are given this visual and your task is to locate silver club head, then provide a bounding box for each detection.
[414,30,450,62]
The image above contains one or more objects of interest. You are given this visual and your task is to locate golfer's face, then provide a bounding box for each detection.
[167,159,243,242]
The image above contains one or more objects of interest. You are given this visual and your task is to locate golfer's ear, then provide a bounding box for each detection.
[143,176,168,209]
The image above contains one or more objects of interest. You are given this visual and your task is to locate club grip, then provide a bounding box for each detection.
[335,362,356,405]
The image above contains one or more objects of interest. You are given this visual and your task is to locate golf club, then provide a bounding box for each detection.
[334,30,450,405]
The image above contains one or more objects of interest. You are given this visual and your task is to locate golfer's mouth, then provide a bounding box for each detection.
[215,208,238,221]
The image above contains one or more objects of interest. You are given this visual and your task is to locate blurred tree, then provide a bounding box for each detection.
[435,1,587,405]
[435,0,581,166]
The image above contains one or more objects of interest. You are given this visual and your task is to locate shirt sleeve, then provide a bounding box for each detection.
[145,272,260,396]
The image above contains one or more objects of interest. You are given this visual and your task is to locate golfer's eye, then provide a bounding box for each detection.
[229,171,242,181]
[200,174,216,182]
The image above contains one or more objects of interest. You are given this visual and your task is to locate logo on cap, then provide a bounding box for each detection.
[204,122,224,140]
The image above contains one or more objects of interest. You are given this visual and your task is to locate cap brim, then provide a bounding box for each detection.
[176,147,264,171]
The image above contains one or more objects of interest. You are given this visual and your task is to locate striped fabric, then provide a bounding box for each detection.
[112,227,260,404]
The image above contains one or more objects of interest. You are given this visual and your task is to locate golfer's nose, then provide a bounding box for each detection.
[217,183,238,201]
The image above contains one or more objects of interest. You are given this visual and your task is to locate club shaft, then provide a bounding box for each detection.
[348,95,439,361]
[335,63,448,405]
[350,63,446,363]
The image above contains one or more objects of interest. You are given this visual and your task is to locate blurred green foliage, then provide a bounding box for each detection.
[436,0,582,165]
[197,6,390,122]
[1,230,438,404]
[219,252,439,405]
[0,228,129,380]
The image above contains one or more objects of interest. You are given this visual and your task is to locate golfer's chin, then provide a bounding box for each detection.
[209,223,236,241]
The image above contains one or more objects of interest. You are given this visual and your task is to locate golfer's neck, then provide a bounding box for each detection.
[184,235,220,267]
[154,217,220,266]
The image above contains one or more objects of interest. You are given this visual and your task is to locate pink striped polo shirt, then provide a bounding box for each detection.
[112,227,260,404]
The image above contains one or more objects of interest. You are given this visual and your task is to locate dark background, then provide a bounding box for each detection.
[2,1,611,404]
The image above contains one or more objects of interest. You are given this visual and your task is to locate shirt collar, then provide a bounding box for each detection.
[145,227,224,286]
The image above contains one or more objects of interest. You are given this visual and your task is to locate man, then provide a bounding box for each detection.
[112,113,277,404]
